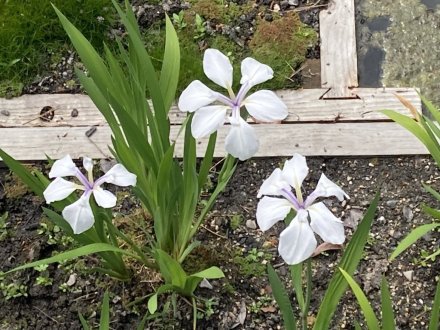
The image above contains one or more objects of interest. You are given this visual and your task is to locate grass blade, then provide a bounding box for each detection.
[267,264,297,330]
[389,223,439,261]
[78,313,90,330]
[429,278,440,330]
[313,191,380,329]
[99,291,110,330]
[380,276,396,330]
[339,268,380,330]
[5,243,134,274]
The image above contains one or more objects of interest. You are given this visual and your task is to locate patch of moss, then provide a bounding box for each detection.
[144,21,245,94]
[0,0,115,97]
[4,172,30,199]
[249,12,317,90]
[190,0,253,25]
[183,244,232,275]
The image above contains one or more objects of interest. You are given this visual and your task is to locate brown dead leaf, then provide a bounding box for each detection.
[311,242,342,257]
[394,93,421,121]
[261,306,277,313]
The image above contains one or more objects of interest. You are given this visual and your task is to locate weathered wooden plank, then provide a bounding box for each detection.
[320,0,358,98]
[0,122,427,160]
[0,88,420,127]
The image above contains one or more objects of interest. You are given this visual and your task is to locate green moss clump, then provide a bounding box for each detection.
[190,0,253,25]
[249,12,317,90]
[0,0,115,97]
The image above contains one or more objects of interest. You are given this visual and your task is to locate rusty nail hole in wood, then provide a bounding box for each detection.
[39,106,55,122]
[85,127,97,137]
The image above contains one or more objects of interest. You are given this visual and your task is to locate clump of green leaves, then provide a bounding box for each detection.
[34,264,53,287]
[233,247,271,277]
[0,279,28,300]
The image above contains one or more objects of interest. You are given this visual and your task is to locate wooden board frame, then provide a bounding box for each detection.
[0,0,425,160]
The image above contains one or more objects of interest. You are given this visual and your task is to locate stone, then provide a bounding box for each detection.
[386,200,398,208]
[403,270,414,281]
[66,273,77,286]
[402,205,414,222]
[200,278,213,289]
[345,209,363,229]
[246,220,257,229]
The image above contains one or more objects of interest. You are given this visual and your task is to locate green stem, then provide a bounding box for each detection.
[302,258,312,330]
[192,296,197,330]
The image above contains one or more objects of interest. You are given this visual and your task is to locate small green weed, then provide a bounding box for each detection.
[233,247,271,277]
[230,214,243,230]
[0,213,9,241]
[34,264,53,287]
[0,279,28,300]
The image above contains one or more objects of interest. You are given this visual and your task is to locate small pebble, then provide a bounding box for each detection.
[67,273,77,286]
[403,270,414,281]
[245,220,257,229]
[71,108,79,117]
[200,278,213,289]
[402,205,414,222]
[386,200,398,208]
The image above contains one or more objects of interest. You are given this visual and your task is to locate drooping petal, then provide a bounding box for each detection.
[281,154,309,191]
[191,105,228,138]
[304,173,349,208]
[49,155,78,178]
[257,168,290,198]
[83,157,93,175]
[96,164,137,187]
[278,209,317,265]
[240,57,273,88]
[178,80,218,112]
[225,116,259,161]
[62,193,94,234]
[43,177,78,203]
[314,173,349,201]
[308,202,345,244]
[244,90,288,122]
[256,196,292,231]
[203,49,233,89]
[93,187,117,208]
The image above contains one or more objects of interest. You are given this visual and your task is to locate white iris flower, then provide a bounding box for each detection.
[43,155,136,234]
[178,48,288,161]
[256,154,349,265]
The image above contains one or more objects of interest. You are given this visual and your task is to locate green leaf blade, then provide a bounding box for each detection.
[267,264,297,330]
[339,268,380,330]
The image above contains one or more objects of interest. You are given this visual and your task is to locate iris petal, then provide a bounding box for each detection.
[93,187,117,208]
[240,57,273,88]
[257,168,290,198]
[244,90,288,122]
[62,193,94,234]
[97,164,136,187]
[256,196,292,231]
[278,210,317,265]
[43,177,78,203]
[178,80,218,112]
[281,154,309,191]
[203,49,233,89]
[225,116,259,161]
[191,105,228,138]
[308,202,345,244]
[49,155,78,178]
[314,173,349,201]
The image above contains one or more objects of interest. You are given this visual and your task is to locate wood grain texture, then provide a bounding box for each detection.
[0,88,420,128]
[0,122,427,160]
[320,0,358,98]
